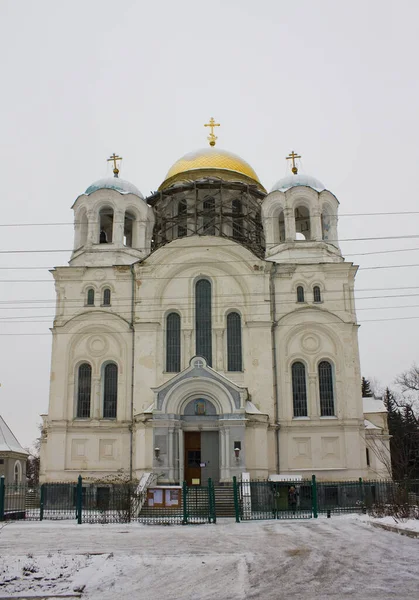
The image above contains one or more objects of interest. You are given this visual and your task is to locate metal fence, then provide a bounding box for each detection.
[1,476,418,524]
[237,478,314,520]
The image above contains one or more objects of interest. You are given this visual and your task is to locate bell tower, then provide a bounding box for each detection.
[70,154,155,267]
[261,151,341,263]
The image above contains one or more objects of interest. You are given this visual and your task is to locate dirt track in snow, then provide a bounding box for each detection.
[2,516,419,599]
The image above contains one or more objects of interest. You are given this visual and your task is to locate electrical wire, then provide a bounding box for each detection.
[0,314,418,336]
[0,210,418,228]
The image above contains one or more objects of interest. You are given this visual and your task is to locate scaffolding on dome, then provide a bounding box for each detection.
[146,179,266,258]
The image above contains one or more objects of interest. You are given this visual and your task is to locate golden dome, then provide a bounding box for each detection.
[159,148,266,192]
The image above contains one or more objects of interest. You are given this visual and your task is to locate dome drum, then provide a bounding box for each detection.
[146,179,266,259]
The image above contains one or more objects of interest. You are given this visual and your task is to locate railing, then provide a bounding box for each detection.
[1,476,418,524]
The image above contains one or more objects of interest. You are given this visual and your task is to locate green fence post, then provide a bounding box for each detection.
[0,477,5,522]
[208,477,213,523]
[76,475,82,524]
[182,481,188,525]
[40,484,45,521]
[211,478,216,524]
[311,475,318,518]
[359,477,365,513]
[232,476,240,523]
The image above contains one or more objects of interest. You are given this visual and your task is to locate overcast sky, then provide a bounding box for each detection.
[1,0,419,448]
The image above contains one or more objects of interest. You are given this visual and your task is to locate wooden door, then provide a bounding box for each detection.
[184,432,201,486]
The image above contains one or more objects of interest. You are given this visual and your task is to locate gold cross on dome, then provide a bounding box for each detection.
[107,153,123,177]
[286,150,301,175]
[204,117,220,147]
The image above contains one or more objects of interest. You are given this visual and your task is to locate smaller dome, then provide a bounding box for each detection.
[271,173,325,193]
[85,177,144,199]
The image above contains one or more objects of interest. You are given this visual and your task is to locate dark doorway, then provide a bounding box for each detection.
[184,431,219,486]
[184,432,201,486]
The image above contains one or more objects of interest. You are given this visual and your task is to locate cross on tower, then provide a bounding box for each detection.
[204,117,220,147]
[286,150,301,175]
[107,153,123,177]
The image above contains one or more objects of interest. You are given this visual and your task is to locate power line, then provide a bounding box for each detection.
[2,303,419,323]
[2,233,419,254]
[1,245,419,271]
[0,314,418,336]
[0,210,418,228]
[0,288,419,309]
[2,262,419,283]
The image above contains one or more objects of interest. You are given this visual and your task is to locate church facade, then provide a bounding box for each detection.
[40,132,390,483]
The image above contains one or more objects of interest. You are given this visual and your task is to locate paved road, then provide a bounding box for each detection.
[2,517,419,599]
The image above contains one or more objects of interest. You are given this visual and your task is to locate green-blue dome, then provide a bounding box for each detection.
[271,173,325,193]
[85,177,144,199]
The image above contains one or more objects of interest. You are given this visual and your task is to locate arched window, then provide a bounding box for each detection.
[227,312,242,371]
[297,286,305,303]
[77,363,92,418]
[99,207,114,243]
[313,286,321,303]
[232,199,243,240]
[292,362,307,417]
[166,312,181,372]
[203,197,215,235]
[294,206,311,240]
[103,363,118,418]
[87,288,95,306]
[14,461,22,484]
[177,199,187,238]
[319,361,335,416]
[195,279,212,366]
[103,288,111,306]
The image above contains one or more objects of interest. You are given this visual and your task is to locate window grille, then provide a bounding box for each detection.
[318,360,335,416]
[77,363,92,418]
[297,286,305,303]
[166,312,181,372]
[178,199,187,238]
[103,363,118,419]
[103,288,111,306]
[232,199,243,240]
[227,312,242,371]
[195,279,212,366]
[313,286,321,303]
[87,288,95,306]
[292,362,308,417]
[203,197,215,235]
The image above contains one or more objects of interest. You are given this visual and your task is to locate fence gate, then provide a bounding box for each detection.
[238,480,313,520]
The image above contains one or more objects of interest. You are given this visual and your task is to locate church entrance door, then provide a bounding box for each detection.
[184,431,219,486]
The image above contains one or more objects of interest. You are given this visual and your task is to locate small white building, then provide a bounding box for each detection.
[40,141,390,483]
[0,416,28,484]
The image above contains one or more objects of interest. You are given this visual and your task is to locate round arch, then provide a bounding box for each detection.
[162,377,237,415]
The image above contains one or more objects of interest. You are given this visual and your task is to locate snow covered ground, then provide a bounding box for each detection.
[1,515,419,599]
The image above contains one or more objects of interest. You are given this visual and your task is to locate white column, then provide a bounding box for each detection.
[309,373,319,418]
[215,329,224,371]
[87,210,97,245]
[113,209,124,246]
[178,428,184,484]
[284,207,295,241]
[183,330,192,368]
[224,427,230,479]
[136,222,146,250]
[92,375,101,419]
[168,428,174,482]
[311,209,322,241]
[220,428,226,480]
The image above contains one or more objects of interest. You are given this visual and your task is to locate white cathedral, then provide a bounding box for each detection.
[40,122,390,484]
